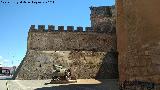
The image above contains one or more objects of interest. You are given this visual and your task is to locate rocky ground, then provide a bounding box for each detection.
[0,79,119,90]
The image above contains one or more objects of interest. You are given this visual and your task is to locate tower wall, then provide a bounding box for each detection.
[117,0,160,83]
[90,6,116,33]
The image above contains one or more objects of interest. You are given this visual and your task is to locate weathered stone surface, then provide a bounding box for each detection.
[28,32,114,52]
[116,0,160,83]
[14,50,118,80]
[90,6,116,34]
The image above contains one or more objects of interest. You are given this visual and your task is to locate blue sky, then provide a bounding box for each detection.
[0,0,115,67]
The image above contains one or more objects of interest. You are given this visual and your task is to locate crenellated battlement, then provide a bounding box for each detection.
[29,25,95,32]
[27,6,116,51]
[29,6,115,33]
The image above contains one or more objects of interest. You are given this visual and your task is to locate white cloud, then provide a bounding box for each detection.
[0,56,10,66]
[3,59,9,63]
[0,56,3,59]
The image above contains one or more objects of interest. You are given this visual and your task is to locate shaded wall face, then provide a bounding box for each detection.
[117,0,160,83]
[14,50,119,80]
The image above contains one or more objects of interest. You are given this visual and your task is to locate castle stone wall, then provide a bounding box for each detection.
[14,50,118,80]
[13,6,118,80]
[90,6,116,33]
[28,27,115,52]
[13,25,118,80]
[117,0,160,83]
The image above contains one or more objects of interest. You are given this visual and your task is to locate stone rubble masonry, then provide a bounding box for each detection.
[13,6,119,80]
[27,31,114,52]
[14,50,118,80]
[116,0,160,84]
[90,6,116,33]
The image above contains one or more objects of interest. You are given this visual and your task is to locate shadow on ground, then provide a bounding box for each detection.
[34,49,119,90]
[34,79,119,90]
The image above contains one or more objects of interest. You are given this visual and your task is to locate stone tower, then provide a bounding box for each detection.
[117,0,160,84]
[90,6,116,33]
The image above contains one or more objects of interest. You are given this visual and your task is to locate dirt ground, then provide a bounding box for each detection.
[0,79,119,90]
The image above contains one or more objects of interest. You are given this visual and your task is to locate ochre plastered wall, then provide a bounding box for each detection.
[116,0,160,83]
